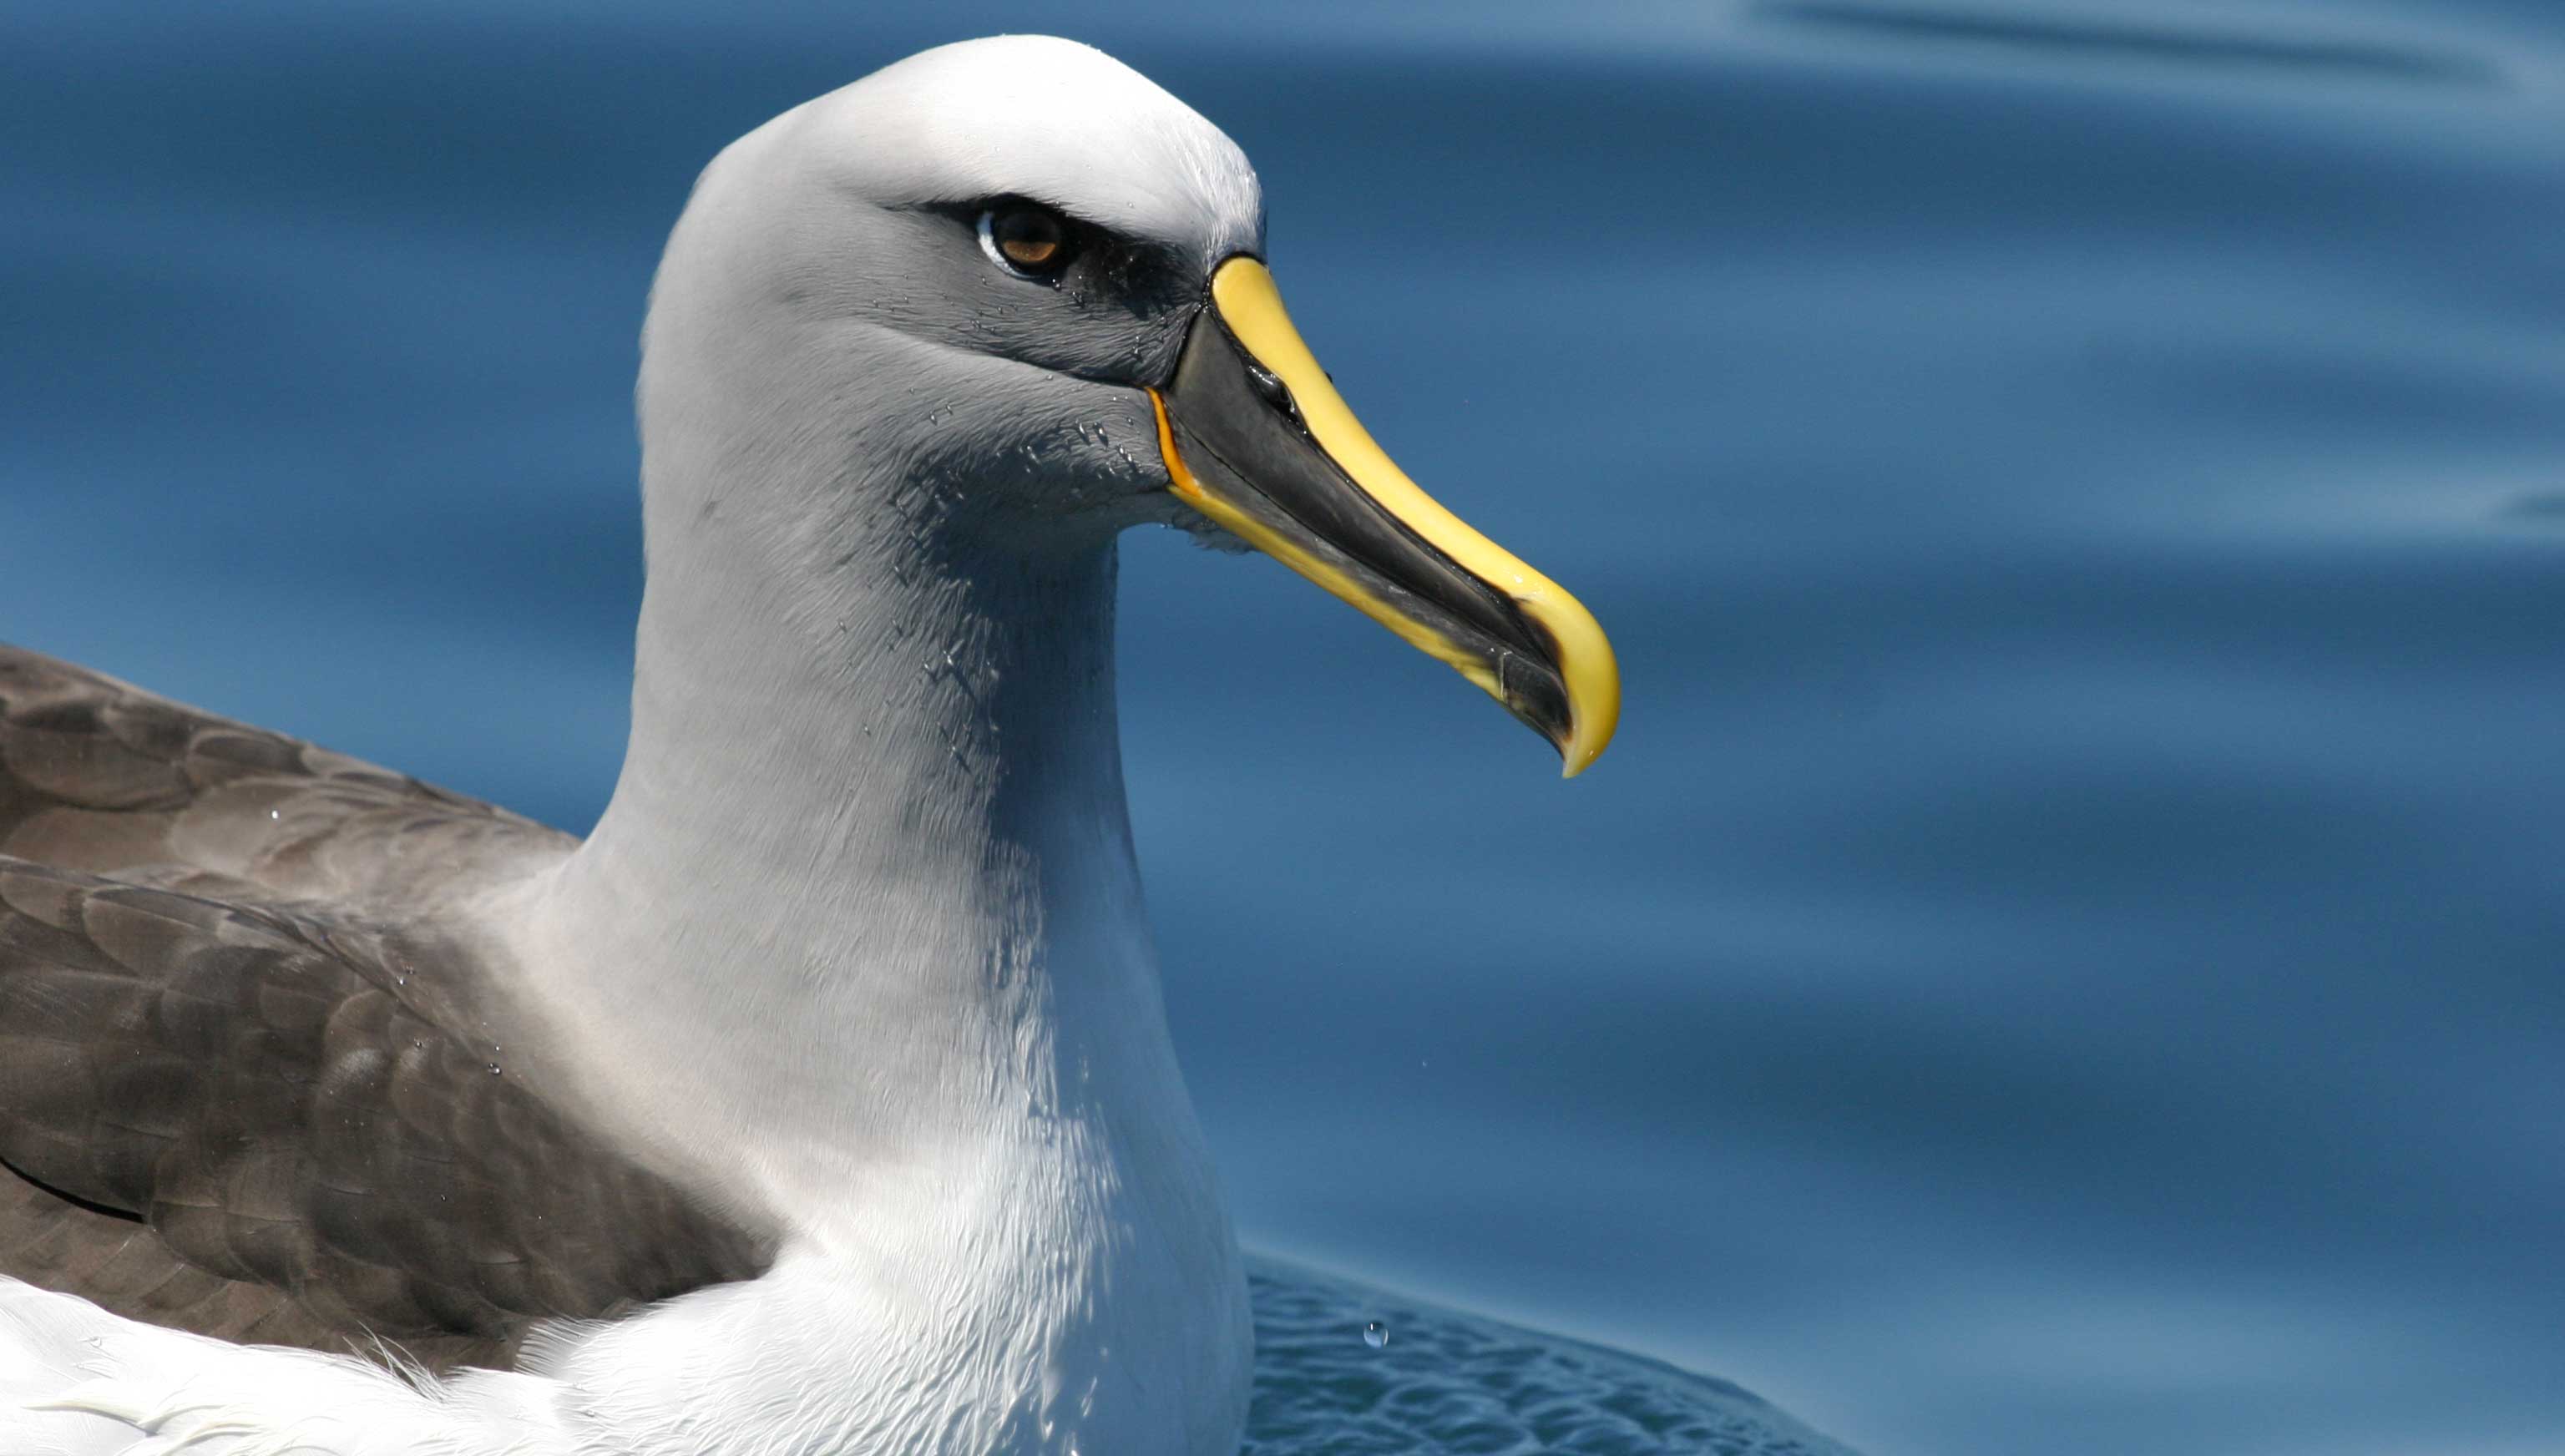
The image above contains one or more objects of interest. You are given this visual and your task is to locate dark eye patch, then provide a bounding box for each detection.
[914,196,1197,323]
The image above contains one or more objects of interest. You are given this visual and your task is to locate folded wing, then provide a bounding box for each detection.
[0,646,776,1372]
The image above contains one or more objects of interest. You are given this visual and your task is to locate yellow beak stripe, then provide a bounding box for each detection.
[1177,257,1621,776]
[1150,388,1507,696]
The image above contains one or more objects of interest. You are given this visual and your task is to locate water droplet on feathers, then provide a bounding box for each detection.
[1363,1322,1389,1348]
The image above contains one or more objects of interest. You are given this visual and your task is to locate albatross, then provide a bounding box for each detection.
[0,35,1618,1456]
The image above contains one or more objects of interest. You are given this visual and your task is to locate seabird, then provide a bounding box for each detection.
[0,35,1618,1456]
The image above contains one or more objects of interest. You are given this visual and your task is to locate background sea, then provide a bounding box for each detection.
[4,3,2561,1453]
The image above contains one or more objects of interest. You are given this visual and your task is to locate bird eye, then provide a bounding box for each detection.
[979,205,1073,279]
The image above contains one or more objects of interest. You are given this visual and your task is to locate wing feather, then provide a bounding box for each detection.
[0,645,778,1370]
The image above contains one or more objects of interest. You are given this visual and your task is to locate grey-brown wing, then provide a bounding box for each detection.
[0,642,563,908]
[0,645,778,1368]
[0,859,777,1372]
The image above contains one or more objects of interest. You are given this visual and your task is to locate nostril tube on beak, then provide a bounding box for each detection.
[1244,358,1297,419]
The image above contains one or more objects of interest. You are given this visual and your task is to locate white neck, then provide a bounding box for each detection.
[445,207,1256,1448]
[508,435,1191,1231]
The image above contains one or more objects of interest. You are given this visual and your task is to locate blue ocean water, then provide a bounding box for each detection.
[5,3,2562,1453]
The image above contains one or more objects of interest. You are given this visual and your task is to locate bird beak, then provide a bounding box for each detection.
[1148,257,1620,777]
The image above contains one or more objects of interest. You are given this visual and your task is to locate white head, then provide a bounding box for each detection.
[634,33,1616,772]
[635,38,1252,561]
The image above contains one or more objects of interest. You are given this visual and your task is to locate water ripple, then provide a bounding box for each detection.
[1247,1259,1858,1455]
[1751,2,2500,87]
